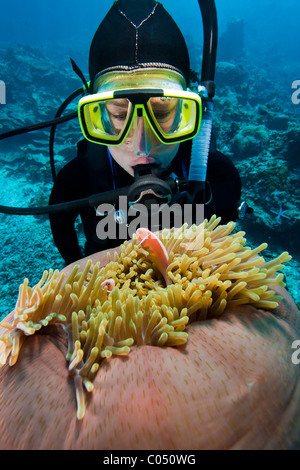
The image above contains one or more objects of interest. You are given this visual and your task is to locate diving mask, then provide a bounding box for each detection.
[78,71,202,147]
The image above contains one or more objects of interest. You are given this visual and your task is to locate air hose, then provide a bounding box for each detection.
[188,0,218,204]
[188,87,213,185]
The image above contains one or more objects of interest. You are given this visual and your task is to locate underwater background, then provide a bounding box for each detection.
[0,0,299,320]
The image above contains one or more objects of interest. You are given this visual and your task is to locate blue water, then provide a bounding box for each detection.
[1,1,299,66]
[0,0,299,319]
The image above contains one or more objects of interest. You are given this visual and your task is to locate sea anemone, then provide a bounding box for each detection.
[0,216,292,422]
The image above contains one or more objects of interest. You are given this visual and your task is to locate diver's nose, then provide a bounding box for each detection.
[136,116,146,156]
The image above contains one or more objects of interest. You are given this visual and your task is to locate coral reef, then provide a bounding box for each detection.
[212,59,299,305]
[231,124,269,158]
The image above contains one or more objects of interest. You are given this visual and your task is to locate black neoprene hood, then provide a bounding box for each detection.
[89,0,190,88]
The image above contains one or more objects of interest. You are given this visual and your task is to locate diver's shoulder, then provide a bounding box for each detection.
[209,149,235,166]
[77,138,107,159]
[207,149,241,181]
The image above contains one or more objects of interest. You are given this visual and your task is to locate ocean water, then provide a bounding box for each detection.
[0,0,299,319]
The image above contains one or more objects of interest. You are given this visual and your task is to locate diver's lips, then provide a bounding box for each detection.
[131,157,156,166]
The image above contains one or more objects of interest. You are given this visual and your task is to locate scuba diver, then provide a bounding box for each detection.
[0,0,243,265]
[49,0,242,264]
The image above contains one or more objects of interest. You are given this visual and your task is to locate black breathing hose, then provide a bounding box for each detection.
[0,187,128,215]
[197,0,218,96]
[0,112,77,141]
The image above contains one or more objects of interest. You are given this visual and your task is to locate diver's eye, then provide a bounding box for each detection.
[153,111,174,122]
[110,112,127,121]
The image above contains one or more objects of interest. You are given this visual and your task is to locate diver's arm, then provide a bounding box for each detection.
[48,207,82,264]
[49,160,86,264]
[207,150,242,222]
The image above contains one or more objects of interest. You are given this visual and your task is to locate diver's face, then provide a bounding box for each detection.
[96,70,185,176]
[108,122,179,176]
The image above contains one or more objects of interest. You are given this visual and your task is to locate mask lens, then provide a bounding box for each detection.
[147,96,198,140]
[81,98,132,142]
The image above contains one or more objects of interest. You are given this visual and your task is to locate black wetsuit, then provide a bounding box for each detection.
[49,139,242,264]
